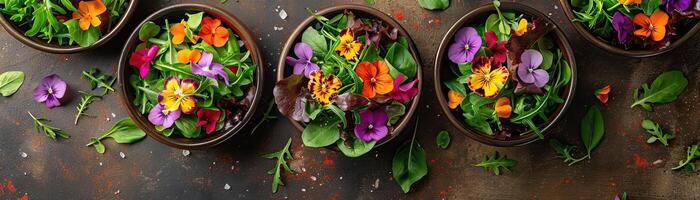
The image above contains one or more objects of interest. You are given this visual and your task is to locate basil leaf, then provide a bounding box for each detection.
[0,71,24,96]
[580,105,604,157]
[138,21,161,42]
[385,37,417,79]
[631,71,688,111]
[301,116,340,147]
[392,139,427,193]
[301,27,327,55]
[337,138,376,157]
[91,138,106,154]
[64,19,101,47]
[417,0,450,10]
[436,130,451,149]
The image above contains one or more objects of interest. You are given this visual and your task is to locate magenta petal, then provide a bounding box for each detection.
[139,63,150,79]
[372,109,388,125]
[368,126,388,140]
[399,79,418,91]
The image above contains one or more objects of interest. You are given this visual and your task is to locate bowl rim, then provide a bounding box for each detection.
[275,4,423,148]
[117,3,265,149]
[558,0,700,58]
[0,0,139,54]
[433,2,578,147]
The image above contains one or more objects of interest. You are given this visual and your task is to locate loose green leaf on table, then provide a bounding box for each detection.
[672,145,699,172]
[549,139,586,166]
[28,111,69,140]
[436,130,451,149]
[631,70,688,111]
[85,118,146,154]
[392,119,427,193]
[417,0,450,10]
[641,119,674,146]
[262,138,294,193]
[365,0,376,5]
[580,105,604,159]
[0,71,24,96]
[474,151,517,175]
[82,67,114,91]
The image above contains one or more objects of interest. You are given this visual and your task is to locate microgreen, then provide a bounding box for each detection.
[474,151,517,175]
[549,139,586,166]
[28,111,69,140]
[672,145,699,172]
[85,118,146,154]
[436,130,451,149]
[392,118,428,193]
[631,71,688,111]
[641,119,674,146]
[0,71,24,97]
[262,138,294,193]
[75,69,115,125]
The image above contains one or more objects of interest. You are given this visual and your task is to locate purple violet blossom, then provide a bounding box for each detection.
[148,104,181,128]
[354,109,389,142]
[388,74,419,103]
[665,0,691,13]
[517,49,549,88]
[286,43,319,78]
[32,74,66,108]
[447,27,482,64]
[191,51,229,85]
[612,12,634,44]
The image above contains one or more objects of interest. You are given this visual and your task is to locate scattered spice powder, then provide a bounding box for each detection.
[323,158,334,166]
[393,10,404,21]
[632,153,649,169]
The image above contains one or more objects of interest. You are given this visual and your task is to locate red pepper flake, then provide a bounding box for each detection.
[434,19,441,27]
[393,10,404,21]
[632,154,649,169]
[20,193,29,200]
[594,85,611,105]
[6,179,16,193]
[323,158,334,166]
[439,190,446,198]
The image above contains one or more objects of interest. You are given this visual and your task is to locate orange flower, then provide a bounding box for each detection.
[447,90,464,109]
[514,19,528,36]
[633,10,668,42]
[594,85,611,105]
[71,0,106,31]
[176,48,201,64]
[355,61,394,98]
[308,70,342,106]
[618,0,641,6]
[494,97,512,118]
[335,29,363,60]
[467,57,509,98]
[198,16,229,47]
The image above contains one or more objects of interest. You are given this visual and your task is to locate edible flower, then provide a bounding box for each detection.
[517,49,549,88]
[33,74,67,109]
[176,48,201,64]
[71,0,106,31]
[633,10,669,42]
[354,109,389,142]
[448,27,481,64]
[286,43,319,78]
[467,56,509,98]
[170,20,187,45]
[158,77,198,114]
[148,104,181,128]
[612,12,634,44]
[196,109,222,134]
[198,16,229,47]
[665,0,691,13]
[447,90,464,109]
[388,74,419,103]
[191,51,230,85]
[129,44,159,79]
[335,29,363,60]
[494,96,512,118]
[594,85,611,105]
[618,0,641,6]
[356,60,394,98]
[514,18,528,36]
[485,31,507,63]
[308,70,342,106]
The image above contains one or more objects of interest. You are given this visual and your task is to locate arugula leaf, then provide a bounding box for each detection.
[474,151,517,175]
[436,130,451,149]
[262,138,294,193]
[417,0,450,10]
[82,67,114,91]
[641,119,674,146]
[0,71,24,96]
[580,105,604,158]
[74,91,103,125]
[392,120,427,193]
[301,26,327,56]
[673,145,699,171]
[85,118,146,154]
[301,116,340,147]
[631,71,688,111]
[28,111,69,140]
[549,139,586,166]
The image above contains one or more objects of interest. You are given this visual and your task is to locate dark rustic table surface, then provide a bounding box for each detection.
[0,0,698,199]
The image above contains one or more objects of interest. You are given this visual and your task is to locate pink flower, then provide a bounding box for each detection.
[388,74,418,103]
[196,109,221,134]
[128,44,159,79]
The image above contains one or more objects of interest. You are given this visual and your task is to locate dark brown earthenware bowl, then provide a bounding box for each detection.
[0,0,138,54]
[559,0,700,57]
[117,3,264,149]
[435,2,577,147]
[277,4,422,148]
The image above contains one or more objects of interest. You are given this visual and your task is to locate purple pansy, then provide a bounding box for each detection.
[286,43,319,78]
[148,104,181,128]
[128,44,159,79]
[517,49,549,88]
[388,74,419,103]
[447,27,481,64]
[665,0,691,13]
[354,109,389,142]
[32,74,66,109]
[191,51,229,85]
[612,12,634,44]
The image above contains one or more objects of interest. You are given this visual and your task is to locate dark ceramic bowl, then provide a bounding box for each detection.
[277,4,422,148]
[434,2,577,147]
[559,0,700,57]
[117,3,264,149]
[0,0,138,54]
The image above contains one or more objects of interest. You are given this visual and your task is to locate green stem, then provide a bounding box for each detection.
[568,155,589,166]
[606,3,621,11]
[148,38,167,46]
[82,71,114,91]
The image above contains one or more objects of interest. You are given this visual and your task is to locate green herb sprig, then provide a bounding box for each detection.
[474,151,517,175]
[672,145,699,172]
[85,118,146,154]
[82,68,115,92]
[262,138,294,193]
[549,139,586,166]
[436,130,451,149]
[28,111,69,140]
[631,71,688,111]
[392,117,428,193]
[74,68,115,125]
[641,119,674,146]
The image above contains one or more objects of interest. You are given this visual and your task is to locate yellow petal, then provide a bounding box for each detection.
[483,82,498,98]
[164,78,180,92]
[467,74,485,91]
[179,97,197,113]
[488,67,509,89]
[516,19,528,36]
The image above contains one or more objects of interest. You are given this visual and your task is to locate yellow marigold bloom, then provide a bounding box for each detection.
[72,0,106,30]
[515,19,528,36]
[307,70,342,106]
[467,56,509,98]
[335,29,362,60]
[158,77,198,114]
[447,90,464,109]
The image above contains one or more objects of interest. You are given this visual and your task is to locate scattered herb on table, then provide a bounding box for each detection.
[594,84,611,105]
[474,151,517,175]
[365,0,376,5]
[631,70,688,111]
[32,74,67,109]
[250,100,278,135]
[85,118,146,154]
[615,192,628,200]
[641,119,674,146]
[0,71,25,97]
[262,138,294,193]
[75,68,115,125]
[436,130,451,149]
[672,144,699,172]
[392,119,428,193]
[417,0,450,10]
[82,67,114,91]
[549,139,586,166]
[28,111,69,140]
[580,105,605,159]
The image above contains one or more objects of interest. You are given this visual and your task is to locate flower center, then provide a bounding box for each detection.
[202,65,210,71]
[368,124,374,130]
[175,89,184,96]
[47,88,53,94]
[464,44,470,51]
[370,77,377,84]
[528,68,534,73]
[161,109,170,115]
[344,42,353,50]
[482,73,491,82]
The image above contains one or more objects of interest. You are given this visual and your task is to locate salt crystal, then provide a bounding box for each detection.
[99,162,103,166]
[106,118,110,121]
[339,176,343,180]
[111,113,116,118]
[279,9,288,20]
[310,176,317,181]
[554,5,559,9]
[114,190,120,195]
[182,150,190,157]
[373,178,380,189]
[653,159,664,165]
[23,172,27,175]
[213,162,216,165]
[231,165,235,170]
[20,152,27,158]
[302,167,306,172]
[301,188,306,192]
[119,152,126,159]
[224,183,231,190]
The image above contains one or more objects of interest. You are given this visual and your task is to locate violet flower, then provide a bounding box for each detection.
[665,0,691,13]
[191,51,229,85]
[285,43,319,78]
[388,74,419,103]
[447,27,482,64]
[517,49,549,88]
[33,74,66,108]
[612,12,634,44]
[148,104,181,129]
[128,44,159,79]
[354,109,389,142]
